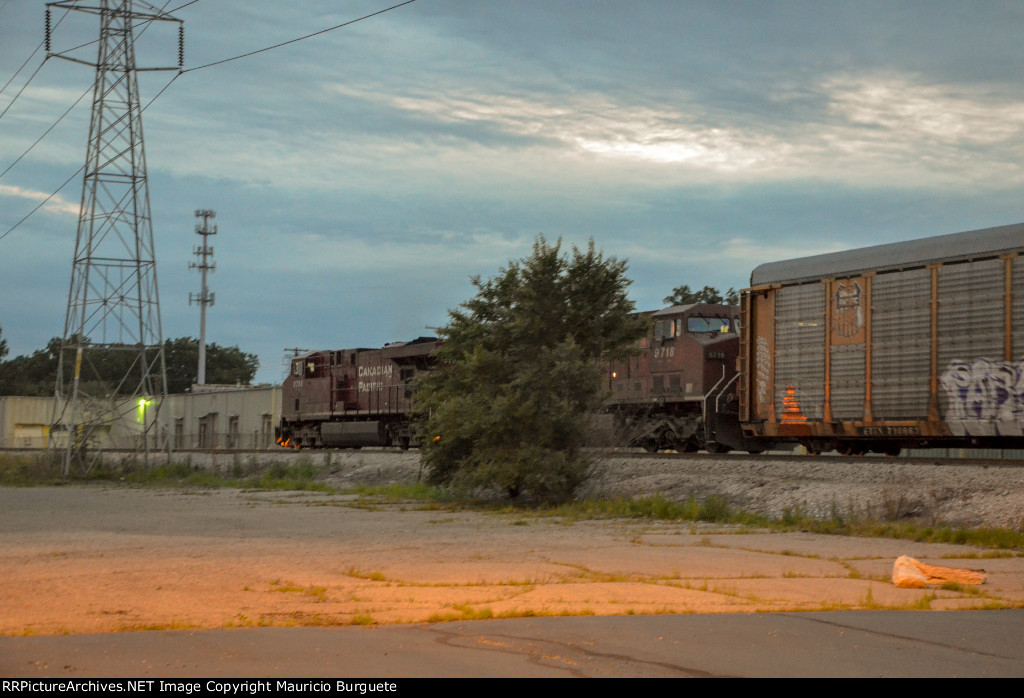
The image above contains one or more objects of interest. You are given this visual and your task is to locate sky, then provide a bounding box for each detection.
[1,0,1023,385]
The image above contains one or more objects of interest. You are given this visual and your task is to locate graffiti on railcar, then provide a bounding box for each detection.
[939,358,1024,437]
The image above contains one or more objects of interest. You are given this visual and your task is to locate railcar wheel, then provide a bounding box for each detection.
[837,442,866,457]
[800,440,821,456]
[706,442,731,454]
[398,437,411,451]
[641,438,659,453]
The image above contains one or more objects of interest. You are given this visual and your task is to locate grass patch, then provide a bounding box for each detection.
[0,452,337,492]
[345,567,388,582]
[353,481,449,502]
[0,453,64,485]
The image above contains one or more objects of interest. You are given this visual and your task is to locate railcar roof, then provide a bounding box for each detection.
[749,222,1024,286]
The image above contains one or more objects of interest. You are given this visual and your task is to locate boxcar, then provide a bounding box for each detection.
[738,222,1024,454]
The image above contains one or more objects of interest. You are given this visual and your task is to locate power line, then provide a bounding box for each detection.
[0,0,181,230]
[1,0,416,240]
[181,0,418,73]
[0,6,70,100]
[0,59,49,124]
[0,85,91,182]
[0,72,181,244]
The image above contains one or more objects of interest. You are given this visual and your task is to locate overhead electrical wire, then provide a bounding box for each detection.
[0,85,92,182]
[0,72,180,244]
[182,0,417,72]
[0,1,175,185]
[0,0,180,242]
[0,6,71,113]
[1,0,417,241]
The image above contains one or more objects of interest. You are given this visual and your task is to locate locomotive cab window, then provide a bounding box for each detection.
[687,317,732,334]
[654,319,679,340]
[292,361,302,377]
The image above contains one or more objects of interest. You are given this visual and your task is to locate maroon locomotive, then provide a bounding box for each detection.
[604,302,755,453]
[276,336,438,449]
[277,304,752,452]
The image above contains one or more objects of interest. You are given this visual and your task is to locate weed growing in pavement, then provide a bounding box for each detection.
[345,567,388,582]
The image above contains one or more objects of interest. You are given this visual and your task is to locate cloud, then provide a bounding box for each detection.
[825,75,1024,144]
[0,184,79,217]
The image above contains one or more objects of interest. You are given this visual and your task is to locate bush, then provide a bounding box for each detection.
[416,237,646,501]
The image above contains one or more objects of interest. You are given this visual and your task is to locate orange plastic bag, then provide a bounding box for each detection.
[892,555,986,588]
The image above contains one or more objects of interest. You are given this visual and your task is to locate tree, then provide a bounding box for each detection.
[0,336,259,396]
[663,284,739,306]
[415,236,647,501]
[162,338,260,393]
[0,325,7,364]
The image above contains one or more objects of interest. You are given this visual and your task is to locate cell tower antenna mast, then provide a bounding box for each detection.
[46,1,183,474]
[189,210,216,386]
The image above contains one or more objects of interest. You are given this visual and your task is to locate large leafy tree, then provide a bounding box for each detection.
[0,336,259,396]
[415,236,647,501]
[162,337,260,393]
[663,284,739,306]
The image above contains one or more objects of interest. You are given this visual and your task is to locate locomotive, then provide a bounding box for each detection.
[602,302,756,453]
[276,336,438,449]
[278,222,1024,454]
[276,303,753,452]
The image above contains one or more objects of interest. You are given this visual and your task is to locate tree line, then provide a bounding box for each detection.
[0,331,259,396]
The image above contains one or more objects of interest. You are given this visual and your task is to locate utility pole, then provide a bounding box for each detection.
[189,209,216,386]
[46,1,183,474]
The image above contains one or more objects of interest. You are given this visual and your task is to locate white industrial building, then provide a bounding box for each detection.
[0,386,281,451]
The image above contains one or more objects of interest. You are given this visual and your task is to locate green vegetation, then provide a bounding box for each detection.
[414,236,647,501]
[663,284,740,307]
[0,453,331,492]
[0,335,259,396]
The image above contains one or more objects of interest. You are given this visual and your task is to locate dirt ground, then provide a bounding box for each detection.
[2,450,1023,636]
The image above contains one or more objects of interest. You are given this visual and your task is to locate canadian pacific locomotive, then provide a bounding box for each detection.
[277,337,438,449]
[276,303,750,452]
[278,222,1024,454]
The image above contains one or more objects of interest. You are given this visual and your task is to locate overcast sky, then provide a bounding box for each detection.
[2,0,1023,384]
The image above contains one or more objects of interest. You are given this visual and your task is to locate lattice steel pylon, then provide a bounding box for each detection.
[46,1,183,474]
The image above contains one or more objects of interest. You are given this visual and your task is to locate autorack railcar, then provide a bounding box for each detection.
[738,222,1024,454]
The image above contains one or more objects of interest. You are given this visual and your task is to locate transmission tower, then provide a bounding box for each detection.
[46,1,183,473]
[189,209,216,386]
